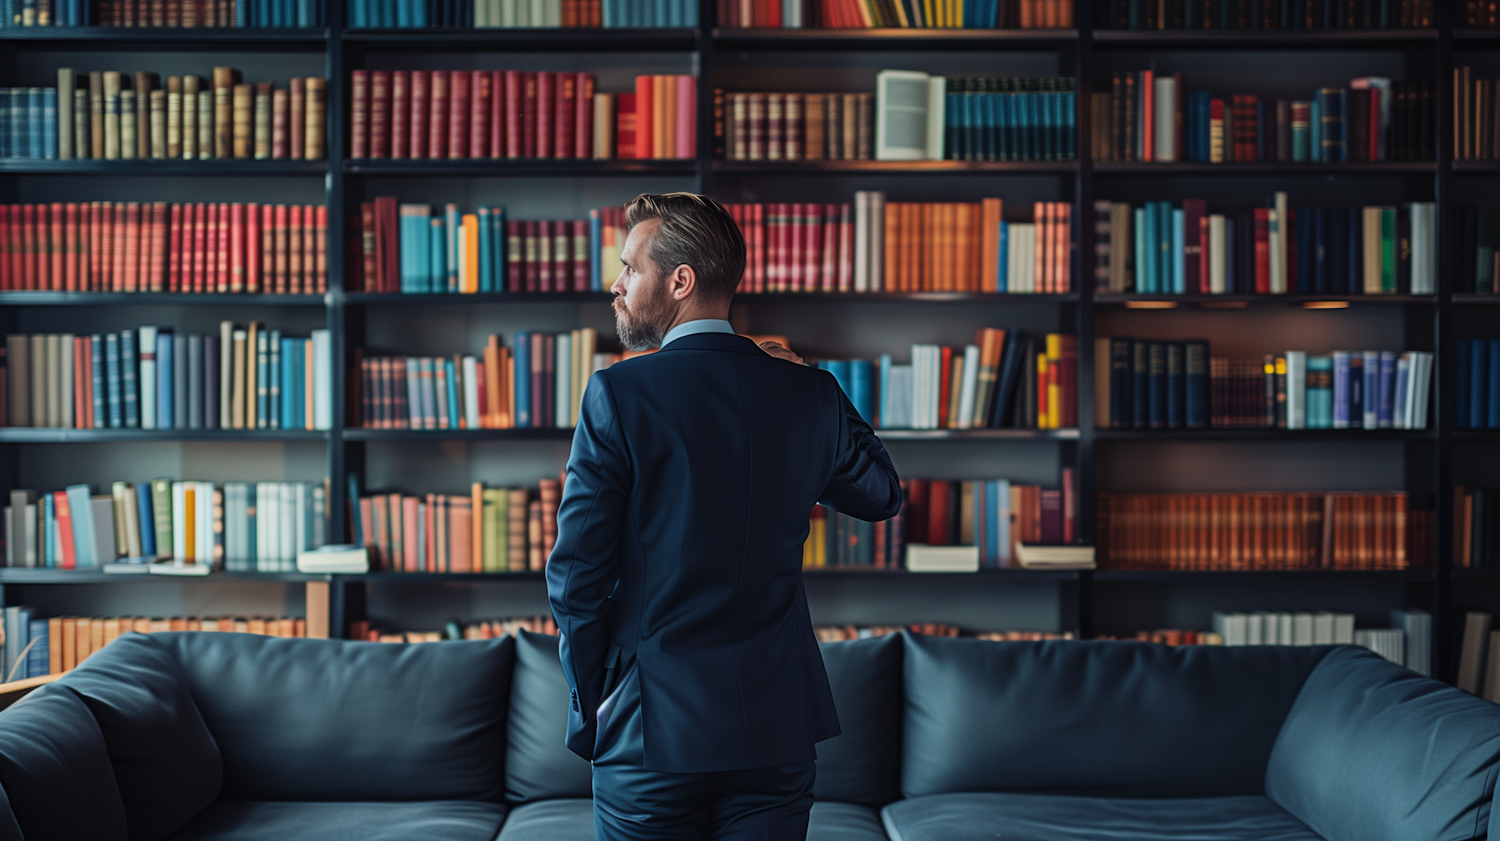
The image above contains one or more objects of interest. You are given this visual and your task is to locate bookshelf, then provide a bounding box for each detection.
[1,0,1489,682]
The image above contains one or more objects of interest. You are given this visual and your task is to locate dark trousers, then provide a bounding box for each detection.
[591,664,816,841]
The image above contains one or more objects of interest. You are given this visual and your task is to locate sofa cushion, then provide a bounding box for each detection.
[0,780,24,841]
[901,634,1330,797]
[164,801,507,841]
[59,633,223,841]
[496,799,594,840]
[156,632,513,802]
[0,685,128,841]
[880,792,1321,841]
[506,631,593,803]
[1266,645,1500,841]
[809,801,889,841]
[814,635,902,806]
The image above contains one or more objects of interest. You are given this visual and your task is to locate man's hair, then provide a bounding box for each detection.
[624,193,745,304]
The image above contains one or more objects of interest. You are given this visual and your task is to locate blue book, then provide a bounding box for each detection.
[290,340,304,429]
[268,330,281,428]
[245,484,256,564]
[1133,207,1149,293]
[444,358,460,428]
[1332,352,1351,428]
[1307,355,1333,428]
[105,332,123,428]
[256,0,270,26]
[1377,351,1396,428]
[236,0,248,26]
[492,208,506,291]
[1184,340,1209,428]
[120,329,137,427]
[136,483,155,558]
[9,89,22,160]
[281,339,296,430]
[156,332,173,429]
[1064,91,1076,159]
[1490,340,1500,429]
[1144,204,1160,294]
[65,484,93,567]
[42,494,54,567]
[26,88,40,160]
[1309,96,1321,162]
[256,331,269,428]
[444,205,460,292]
[478,208,493,292]
[849,360,874,425]
[1312,207,1328,293]
[1147,343,1166,428]
[589,210,602,292]
[348,0,367,32]
[1165,343,1184,428]
[429,220,445,292]
[41,87,54,160]
[1456,339,1473,429]
[399,212,414,292]
[1171,208,1185,294]
[514,333,531,428]
[1346,207,1362,294]
[1473,339,1489,430]
[996,221,1009,291]
[1362,351,1380,429]
[26,618,47,680]
[90,335,105,427]
[394,0,410,27]
[0,90,9,158]
[877,353,892,427]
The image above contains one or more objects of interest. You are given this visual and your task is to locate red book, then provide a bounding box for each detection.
[523,220,539,291]
[0,205,10,291]
[171,203,184,292]
[766,0,780,26]
[53,491,77,570]
[488,70,504,159]
[370,70,390,159]
[904,478,929,544]
[217,202,231,293]
[675,74,695,159]
[124,201,141,292]
[469,70,489,160]
[937,345,953,428]
[1198,214,1210,293]
[573,219,589,291]
[634,75,653,159]
[73,337,87,426]
[88,202,103,292]
[273,203,288,294]
[190,202,206,293]
[391,71,410,159]
[806,203,823,291]
[288,204,303,295]
[1253,207,1271,294]
[410,71,429,160]
[1062,467,1077,544]
[506,220,522,291]
[428,70,449,161]
[315,205,328,293]
[574,73,594,159]
[821,202,838,292]
[537,219,553,292]
[614,93,637,160]
[261,203,276,294]
[788,203,803,291]
[535,72,554,159]
[49,202,63,290]
[927,481,951,546]
[229,202,245,293]
[112,202,127,292]
[522,72,538,158]
[360,202,377,292]
[148,202,166,292]
[63,202,78,291]
[379,196,399,294]
[1140,70,1154,162]
[752,202,765,293]
[350,69,369,158]
[555,72,575,159]
[244,202,260,293]
[504,71,523,158]
[19,204,34,290]
[448,70,469,160]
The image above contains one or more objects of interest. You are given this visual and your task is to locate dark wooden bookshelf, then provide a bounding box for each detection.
[0,5,1481,676]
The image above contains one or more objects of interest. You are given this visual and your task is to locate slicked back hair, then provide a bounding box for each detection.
[623,193,745,304]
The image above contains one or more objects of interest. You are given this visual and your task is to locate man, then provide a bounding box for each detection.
[545,192,903,841]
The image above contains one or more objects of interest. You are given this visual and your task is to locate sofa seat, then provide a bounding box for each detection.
[493,798,888,841]
[881,792,1325,841]
[165,800,508,841]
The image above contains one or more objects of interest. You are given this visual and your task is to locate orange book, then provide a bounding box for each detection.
[288,204,303,295]
[63,202,79,291]
[653,75,670,159]
[424,493,437,572]
[314,204,328,293]
[53,490,77,569]
[634,75,654,160]
[955,204,974,291]
[148,202,167,292]
[471,482,483,570]
[484,335,501,428]
[504,346,516,428]
[121,201,139,292]
[48,617,63,674]
[980,198,1002,292]
[49,202,63,290]
[434,495,448,572]
[450,495,473,573]
[184,485,196,562]
[60,619,77,671]
[75,618,91,664]
[402,495,420,572]
[1032,202,1047,293]
[1056,202,1070,293]
[1141,70,1154,162]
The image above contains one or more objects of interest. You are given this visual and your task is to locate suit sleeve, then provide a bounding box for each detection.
[546,371,630,761]
[818,377,903,522]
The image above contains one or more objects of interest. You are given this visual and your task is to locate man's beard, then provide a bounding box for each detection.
[614,281,673,351]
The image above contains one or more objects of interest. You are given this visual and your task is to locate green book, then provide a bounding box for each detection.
[150,478,173,559]
[1381,206,1396,293]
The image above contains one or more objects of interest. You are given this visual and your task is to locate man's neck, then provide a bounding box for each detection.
[665,308,731,333]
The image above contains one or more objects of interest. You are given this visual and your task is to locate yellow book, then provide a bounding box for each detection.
[813,513,826,566]
[1045,334,1063,429]
[183,485,196,562]
[1037,352,1051,429]
[653,75,670,159]
[461,213,480,293]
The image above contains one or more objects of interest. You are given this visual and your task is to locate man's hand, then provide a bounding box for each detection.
[759,341,804,365]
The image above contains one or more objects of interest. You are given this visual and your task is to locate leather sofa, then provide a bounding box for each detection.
[0,628,1497,841]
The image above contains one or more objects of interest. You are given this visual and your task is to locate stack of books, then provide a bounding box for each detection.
[718,91,874,161]
[350,478,565,573]
[347,0,697,27]
[874,71,1077,162]
[1097,0,1433,30]
[0,0,325,27]
[1453,67,1500,163]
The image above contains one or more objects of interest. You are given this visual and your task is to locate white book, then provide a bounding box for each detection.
[256,482,270,572]
[312,329,332,430]
[59,334,73,429]
[910,346,926,429]
[1284,351,1306,429]
[1293,612,1314,645]
[1153,76,1176,162]
[956,344,980,428]
[139,326,158,429]
[1313,611,1335,644]
[928,346,941,428]
[1247,613,1265,645]
[544,0,559,25]
[874,71,933,161]
[555,334,571,428]
[1410,202,1435,294]
[1213,612,1245,646]
[1410,351,1433,431]
[1333,612,1355,645]
[868,191,885,291]
[906,544,979,573]
[500,0,516,25]
[1208,215,1226,294]
[1009,224,1033,293]
[294,483,308,555]
[463,356,481,430]
[887,365,912,429]
[853,191,870,292]
[196,481,212,566]
[1255,611,1275,644]
[171,482,187,562]
[1278,612,1293,645]
[281,483,296,572]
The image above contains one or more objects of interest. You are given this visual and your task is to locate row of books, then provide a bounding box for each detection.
[3,325,334,431]
[1455,340,1500,430]
[349,70,693,160]
[1094,0,1433,29]
[880,332,1077,430]
[350,479,562,573]
[718,92,875,162]
[1459,612,1500,702]
[1093,73,1434,163]
[347,0,695,26]
[1096,491,1420,570]
[1461,0,1500,26]
[1094,196,1437,296]
[816,625,1074,642]
[349,615,560,643]
[721,0,1073,27]
[2,0,323,26]
[5,479,329,571]
[28,69,327,162]
[0,201,327,294]
[1094,340,1434,431]
[803,501,905,569]
[873,71,1076,162]
[353,329,620,429]
[1,611,314,682]
[1454,486,1500,570]
[1213,608,1430,675]
[1454,207,1499,295]
[1454,67,1500,162]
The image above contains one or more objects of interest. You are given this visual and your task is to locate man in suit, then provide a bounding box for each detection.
[546,193,903,841]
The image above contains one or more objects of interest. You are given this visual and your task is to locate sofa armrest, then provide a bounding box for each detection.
[0,675,57,712]
[1265,646,1500,841]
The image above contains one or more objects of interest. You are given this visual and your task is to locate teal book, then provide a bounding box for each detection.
[66,484,95,567]
[478,207,494,293]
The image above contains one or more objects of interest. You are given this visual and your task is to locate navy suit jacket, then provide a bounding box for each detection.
[545,331,902,774]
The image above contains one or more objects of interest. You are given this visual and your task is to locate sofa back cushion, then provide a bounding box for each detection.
[1266,646,1500,841]
[157,632,513,802]
[0,778,24,841]
[813,634,902,806]
[506,631,593,803]
[901,634,1330,797]
[58,633,222,841]
[0,684,128,841]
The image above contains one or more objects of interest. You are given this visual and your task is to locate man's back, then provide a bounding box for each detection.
[547,330,902,774]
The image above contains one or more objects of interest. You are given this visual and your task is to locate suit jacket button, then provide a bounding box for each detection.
[571,689,580,712]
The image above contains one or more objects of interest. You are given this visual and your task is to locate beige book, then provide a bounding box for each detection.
[244,322,258,427]
[594,92,614,160]
[231,329,247,429]
[58,334,72,429]
[304,77,326,160]
[253,81,272,159]
[149,89,166,158]
[45,334,62,428]
[110,483,130,556]
[102,71,122,159]
[7,334,29,427]
[88,71,104,159]
[197,89,213,160]
[288,77,305,159]
[1459,612,1493,694]
[181,76,199,159]
[57,68,75,159]
[72,88,89,161]
[29,334,44,427]
[804,94,825,160]
[134,71,156,159]
[841,93,857,161]
[1363,206,1382,294]
[232,83,253,159]
[119,89,137,160]
[213,66,240,159]
[165,77,182,158]
[219,321,233,428]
